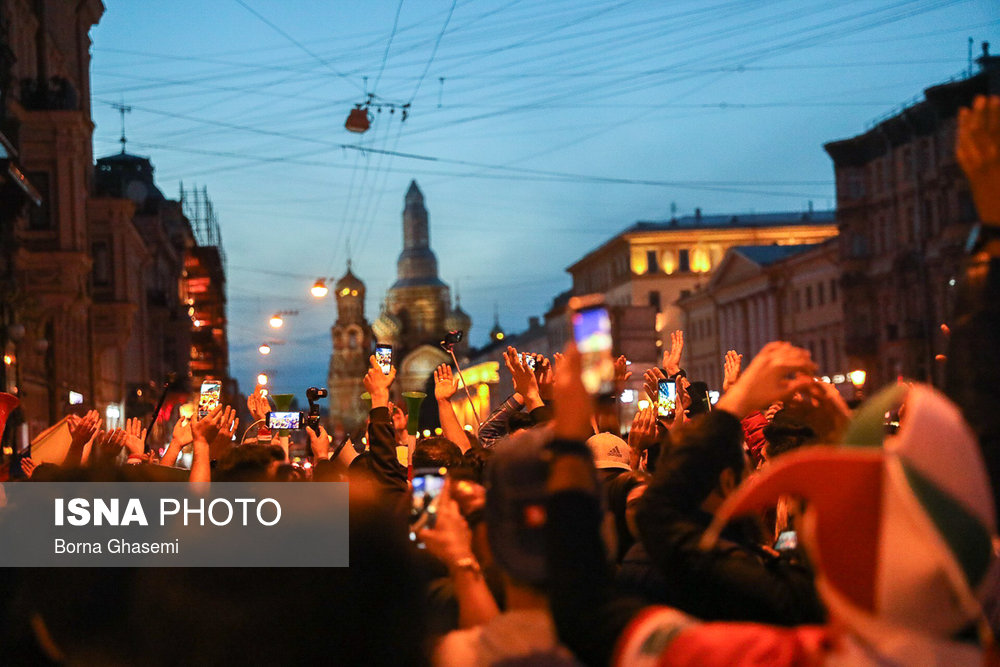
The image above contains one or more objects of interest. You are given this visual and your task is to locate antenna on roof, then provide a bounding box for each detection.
[111,98,132,154]
[969,37,974,76]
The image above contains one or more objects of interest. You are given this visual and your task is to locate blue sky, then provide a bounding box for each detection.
[88,0,999,396]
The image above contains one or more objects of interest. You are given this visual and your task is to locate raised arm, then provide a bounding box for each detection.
[433,364,472,453]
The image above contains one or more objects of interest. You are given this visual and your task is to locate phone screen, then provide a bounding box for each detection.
[708,390,720,405]
[198,381,221,419]
[520,353,536,371]
[572,305,614,395]
[657,379,676,417]
[409,468,447,546]
[774,530,798,551]
[375,344,393,375]
[267,411,301,430]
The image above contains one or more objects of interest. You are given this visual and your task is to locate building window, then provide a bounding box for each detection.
[92,241,111,287]
[830,278,838,302]
[678,248,690,273]
[28,171,53,229]
[648,291,661,311]
[805,286,813,309]
[794,289,800,312]
[820,339,828,371]
[818,282,825,306]
[646,250,659,275]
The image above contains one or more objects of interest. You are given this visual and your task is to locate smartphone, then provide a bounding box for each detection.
[375,344,393,375]
[570,299,614,395]
[198,380,221,419]
[708,390,720,405]
[657,379,676,417]
[409,467,447,547]
[267,411,302,430]
[520,352,536,371]
[774,530,798,551]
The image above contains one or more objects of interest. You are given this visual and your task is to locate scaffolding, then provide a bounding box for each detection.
[179,183,226,267]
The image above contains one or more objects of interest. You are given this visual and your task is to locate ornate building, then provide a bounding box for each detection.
[373,181,470,393]
[824,44,999,389]
[326,262,372,433]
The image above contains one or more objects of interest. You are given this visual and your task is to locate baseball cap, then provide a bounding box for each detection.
[586,433,632,472]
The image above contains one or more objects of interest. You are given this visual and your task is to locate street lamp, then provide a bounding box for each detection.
[257,373,269,386]
[258,343,271,355]
[848,369,867,402]
[268,311,298,329]
[311,279,329,298]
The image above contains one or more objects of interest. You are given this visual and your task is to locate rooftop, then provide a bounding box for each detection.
[733,243,820,266]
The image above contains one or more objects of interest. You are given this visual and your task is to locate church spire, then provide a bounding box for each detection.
[393,180,444,288]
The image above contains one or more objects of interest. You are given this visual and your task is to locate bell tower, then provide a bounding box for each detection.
[327,261,372,435]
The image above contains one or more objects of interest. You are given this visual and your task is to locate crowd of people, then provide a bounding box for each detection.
[0,95,998,666]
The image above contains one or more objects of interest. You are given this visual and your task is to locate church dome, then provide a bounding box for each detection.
[335,262,365,296]
[372,307,402,343]
[444,298,472,333]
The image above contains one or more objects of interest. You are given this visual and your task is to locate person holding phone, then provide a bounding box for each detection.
[361,354,410,524]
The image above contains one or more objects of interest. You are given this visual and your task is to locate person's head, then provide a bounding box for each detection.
[650,414,748,514]
[215,445,283,482]
[484,430,555,589]
[454,446,492,484]
[606,471,648,562]
[586,433,632,483]
[686,381,711,416]
[762,410,817,463]
[412,437,462,470]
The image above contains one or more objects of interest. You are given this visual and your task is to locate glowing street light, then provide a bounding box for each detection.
[848,370,867,388]
[269,314,284,329]
[258,343,271,355]
[257,373,269,386]
[310,279,329,298]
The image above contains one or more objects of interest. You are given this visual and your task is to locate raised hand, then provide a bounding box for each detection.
[363,355,396,408]
[209,406,239,459]
[418,481,475,569]
[191,404,223,445]
[722,350,743,393]
[434,363,459,402]
[20,457,36,478]
[69,410,100,449]
[716,342,816,418]
[172,416,193,447]
[642,367,666,402]
[123,417,147,456]
[93,429,128,461]
[503,346,537,396]
[628,407,658,452]
[613,355,632,395]
[662,330,684,376]
[309,424,331,460]
[535,356,555,401]
[957,95,1000,225]
[553,342,595,442]
[247,384,271,422]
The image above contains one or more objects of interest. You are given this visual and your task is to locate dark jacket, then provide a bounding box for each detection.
[362,406,409,526]
[615,541,671,603]
[636,410,825,626]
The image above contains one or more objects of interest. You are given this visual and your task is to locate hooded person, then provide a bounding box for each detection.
[609,383,997,666]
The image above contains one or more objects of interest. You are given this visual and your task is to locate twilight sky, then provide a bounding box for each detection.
[87,0,999,396]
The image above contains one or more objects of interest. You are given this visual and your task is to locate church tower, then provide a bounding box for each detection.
[373,180,470,393]
[327,262,372,434]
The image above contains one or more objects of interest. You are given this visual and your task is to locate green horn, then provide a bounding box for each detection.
[402,391,426,436]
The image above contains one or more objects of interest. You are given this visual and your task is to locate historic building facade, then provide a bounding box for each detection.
[824,45,999,389]
[326,263,373,435]
[679,240,846,391]
[372,181,470,394]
